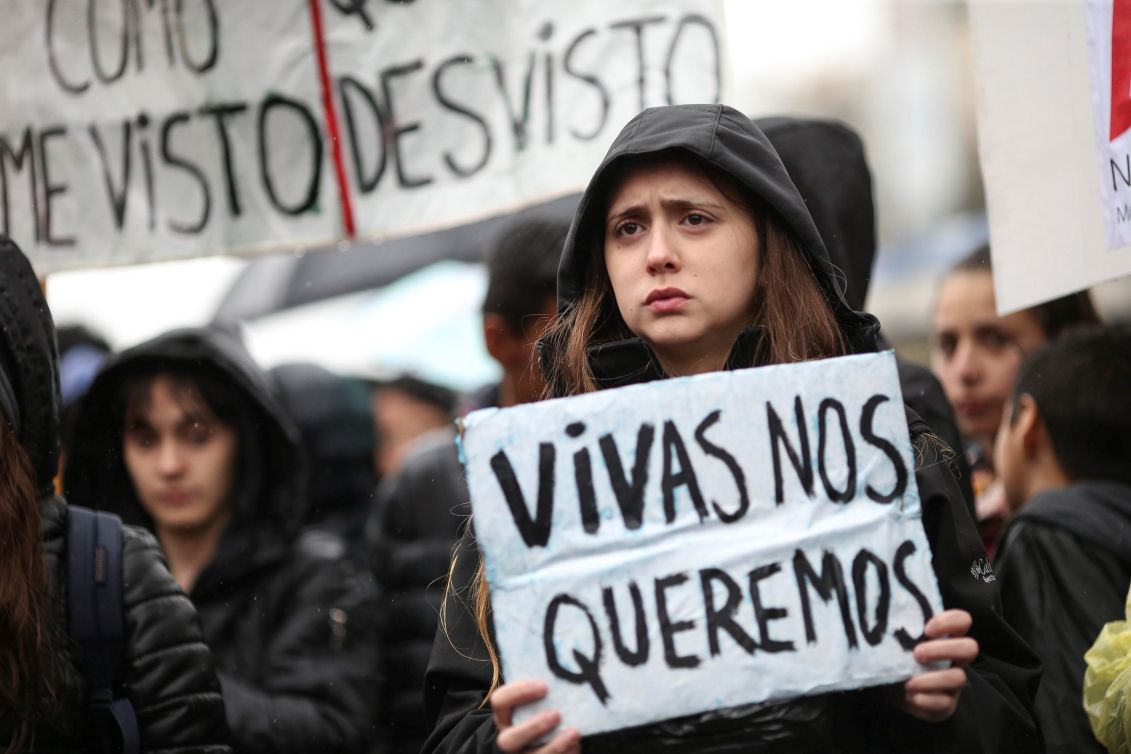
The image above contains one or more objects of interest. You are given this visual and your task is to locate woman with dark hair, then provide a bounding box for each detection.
[422,106,1041,753]
[63,328,380,754]
[0,238,229,753]
[930,245,1102,550]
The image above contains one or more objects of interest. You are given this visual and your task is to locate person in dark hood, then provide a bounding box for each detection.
[992,326,1131,753]
[754,116,974,515]
[364,217,566,754]
[270,362,377,562]
[423,105,1041,754]
[63,327,380,754]
[0,238,230,753]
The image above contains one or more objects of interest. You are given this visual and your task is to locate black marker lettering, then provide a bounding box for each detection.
[860,394,908,504]
[852,549,890,647]
[893,540,934,650]
[543,594,609,704]
[695,409,749,523]
[768,397,815,503]
[380,60,433,188]
[661,419,708,524]
[655,572,699,669]
[258,94,323,215]
[793,549,858,648]
[563,28,609,141]
[432,56,492,178]
[602,582,648,666]
[161,112,211,234]
[490,444,555,548]
[748,562,794,653]
[599,424,653,530]
[817,398,856,503]
[700,567,756,656]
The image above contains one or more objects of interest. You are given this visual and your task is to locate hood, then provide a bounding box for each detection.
[755,117,876,312]
[0,238,61,497]
[270,362,376,527]
[548,105,880,390]
[63,326,306,546]
[1014,481,1131,567]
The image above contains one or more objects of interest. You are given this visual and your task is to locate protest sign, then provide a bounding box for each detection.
[0,0,726,274]
[460,351,943,737]
[970,0,1131,314]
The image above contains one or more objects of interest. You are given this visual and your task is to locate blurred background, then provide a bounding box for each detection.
[45,0,1131,374]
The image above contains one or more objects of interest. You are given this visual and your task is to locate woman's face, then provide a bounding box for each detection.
[930,270,1047,451]
[122,375,238,538]
[603,159,760,376]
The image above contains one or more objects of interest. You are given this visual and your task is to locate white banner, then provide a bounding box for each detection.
[0,0,726,274]
[461,351,944,737]
[971,0,1131,313]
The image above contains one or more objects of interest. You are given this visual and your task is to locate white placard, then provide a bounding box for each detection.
[0,0,726,274]
[971,0,1131,314]
[461,351,943,737]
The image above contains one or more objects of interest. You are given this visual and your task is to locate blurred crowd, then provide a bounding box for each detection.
[2,109,1131,754]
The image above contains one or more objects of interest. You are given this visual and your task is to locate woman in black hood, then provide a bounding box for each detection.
[0,238,230,753]
[64,327,380,754]
[424,106,1041,753]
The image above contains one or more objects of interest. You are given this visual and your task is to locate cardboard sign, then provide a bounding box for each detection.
[971,0,1131,313]
[0,0,725,274]
[461,351,944,737]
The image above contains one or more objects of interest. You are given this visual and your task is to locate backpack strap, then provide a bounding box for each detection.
[66,506,140,754]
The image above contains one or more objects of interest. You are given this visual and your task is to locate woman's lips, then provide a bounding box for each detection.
[645,287,690,312]
[160,490,194,505]
[957,398,992,418]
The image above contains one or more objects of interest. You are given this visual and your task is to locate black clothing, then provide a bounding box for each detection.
[755,116,974,514]
[5,497,232,754]
[425,105,1041,753]
[0,238,230,753]
[995,481,1131,754]
[365,428,468,754]
[64,328,380,754]
[271,362,377,559]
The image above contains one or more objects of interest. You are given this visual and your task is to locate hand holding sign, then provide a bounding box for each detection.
[896,609,978,722]
[492,681,580,754]
[461,351,950,738]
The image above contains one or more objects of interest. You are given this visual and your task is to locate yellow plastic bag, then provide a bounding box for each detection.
[1084,584,1131,754]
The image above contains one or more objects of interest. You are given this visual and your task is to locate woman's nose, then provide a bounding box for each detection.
[954,341,982,384]
[156,441,185,476]
[645,225,681,273]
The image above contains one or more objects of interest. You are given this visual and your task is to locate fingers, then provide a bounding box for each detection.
[914,636,979,666]
[496,710,568,753]
[491,680,548,729]
[904,667,967,695]
[924,609,973,639]
[902,691,960,723]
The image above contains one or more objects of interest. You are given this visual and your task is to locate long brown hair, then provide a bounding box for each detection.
[450,151,849,701]
[0,422,63,750]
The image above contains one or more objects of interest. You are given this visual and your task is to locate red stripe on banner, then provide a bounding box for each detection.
[1112,0,1131,140]
[308,0,357,237]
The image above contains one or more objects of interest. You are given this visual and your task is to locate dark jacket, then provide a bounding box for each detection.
[422,105,1041,753]
[364,427,468,754]
[64,328,380,754]
[0,237,229,753]
[271,362,378,562]
[754,116,974,515]
[995,481,1131,754]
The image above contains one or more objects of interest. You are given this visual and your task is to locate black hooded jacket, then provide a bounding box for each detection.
[64,328,380,754]
[422,105,1040,753]
[995,481,1131,754]
[0,238,230,753]
[753,116,974,514]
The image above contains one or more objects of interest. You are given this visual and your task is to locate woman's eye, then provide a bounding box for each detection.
[185,423,213,445]
[685,213,706,226]
[984,330,1012,351]
[127,431,156,449]
[617,222,641,237]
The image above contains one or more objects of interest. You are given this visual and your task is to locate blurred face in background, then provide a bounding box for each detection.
[930,269,1047,456]
[123,376,237,538]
